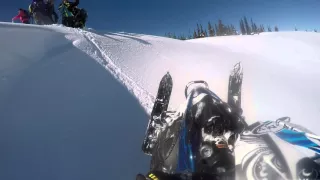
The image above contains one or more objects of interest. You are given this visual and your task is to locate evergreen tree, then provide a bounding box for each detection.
[250,18,256,33]
[200,24,204,36]
[258,25,262,32]
[193,30,197,39]
[197,24,201,37]
[212,26,216,36]
[218,19,225,35]
[314,29,318,32]
[215,24,219,36]
[240,19,246,35]
[172,33,177,39]
[257,25,263,33]
[243,16,251,35]
[204,30,208,37]
[178,34,186,40]
[182,35,187,40]
[295,27,298,31]
[229,25,233,35]
[225,25,228,35]
[267,26,272,32]
[225,25,229,35]
[231,24,236,35]
[208,21,215,36]
[261,25,265,32]
[252,23,258,33]
[274,26,279,32]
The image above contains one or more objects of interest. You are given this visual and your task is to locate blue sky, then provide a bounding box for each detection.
[2,0,320,36]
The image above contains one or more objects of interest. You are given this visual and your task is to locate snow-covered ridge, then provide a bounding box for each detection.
[2,22,320,129]
[1,22,320,179]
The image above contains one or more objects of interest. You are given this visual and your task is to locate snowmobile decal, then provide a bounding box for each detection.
[241,117,320,155]
[236,123,293,180]
[177,90,196,172]
[243,121,285,136]
[236,119,320,180]
[276,129,320,154]
[177,117,195,172]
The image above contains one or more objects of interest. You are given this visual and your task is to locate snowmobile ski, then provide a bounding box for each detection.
[142,72,173,155]
[227,62,247,128]
[227,62,243,110]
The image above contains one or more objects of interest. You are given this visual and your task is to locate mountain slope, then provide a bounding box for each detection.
[79,28,320,132]
[0,23,149,180]
[1,22,320,179]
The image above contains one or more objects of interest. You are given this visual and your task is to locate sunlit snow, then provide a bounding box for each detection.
[1,22,320,179]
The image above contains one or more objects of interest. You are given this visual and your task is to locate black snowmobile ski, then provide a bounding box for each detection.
[227,62,243,110]
[227,62,248,129]
[142,72,173,155]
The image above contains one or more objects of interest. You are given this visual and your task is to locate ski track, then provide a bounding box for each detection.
[67,29,155,114]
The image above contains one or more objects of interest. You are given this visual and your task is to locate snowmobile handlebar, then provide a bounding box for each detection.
[184,80,209,98]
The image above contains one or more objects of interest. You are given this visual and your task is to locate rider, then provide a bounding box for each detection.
[45,0,59,23]
[12,8,31,24]
[58,0,87,28]
[29,0,52,25]
[58,0,78,27]
[72,7,87,28]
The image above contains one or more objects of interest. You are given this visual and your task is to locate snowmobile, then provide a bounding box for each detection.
[138,63,320,180]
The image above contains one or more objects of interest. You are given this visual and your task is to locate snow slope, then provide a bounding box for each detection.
[0,23,149,180]
[1,22,320,179]
[82,29,320,131]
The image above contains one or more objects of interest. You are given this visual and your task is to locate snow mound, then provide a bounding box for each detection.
[0,23,149,180]
[1,22,320,179]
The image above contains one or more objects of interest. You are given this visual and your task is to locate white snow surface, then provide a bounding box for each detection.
[1,22,320,179]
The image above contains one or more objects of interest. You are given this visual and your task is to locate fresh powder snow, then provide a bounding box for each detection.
[0,22,320,179]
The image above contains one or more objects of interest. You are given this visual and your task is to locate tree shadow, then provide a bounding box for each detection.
[105,32,151,45]
[102,34,123,42]
[116,32,144,37]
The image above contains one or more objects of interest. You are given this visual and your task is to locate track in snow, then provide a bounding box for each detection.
[68,29,155,114]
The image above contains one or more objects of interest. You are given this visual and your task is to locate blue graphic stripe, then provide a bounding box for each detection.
[283,136,312,143]
[177,92,196,173]
[188,144,195,171]
[309,147,320,154]
[277,129,318,147]
[177,117,195,172]
[277,129,304,137]
[276,129,320,155]
[177,118,188,171]
[290,140,319,147]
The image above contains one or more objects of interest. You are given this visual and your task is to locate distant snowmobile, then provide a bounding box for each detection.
[138,63,320,180]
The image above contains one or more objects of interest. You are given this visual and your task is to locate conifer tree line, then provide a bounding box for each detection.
[294,27,319,32]
[165,16,280,40]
